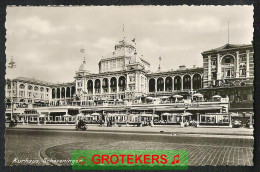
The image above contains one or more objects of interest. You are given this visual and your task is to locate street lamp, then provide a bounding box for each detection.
[8,56,16,121]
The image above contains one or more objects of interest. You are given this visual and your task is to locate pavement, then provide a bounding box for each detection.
[5,128,254,166]
[9,123,254,138]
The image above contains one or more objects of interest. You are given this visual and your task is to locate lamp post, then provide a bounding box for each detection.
[8,56,16,121]
[188,89,196,101]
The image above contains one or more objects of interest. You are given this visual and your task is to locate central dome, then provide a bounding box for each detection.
[101,38,136,60]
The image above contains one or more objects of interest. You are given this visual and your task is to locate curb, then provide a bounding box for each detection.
[8,127,253,136]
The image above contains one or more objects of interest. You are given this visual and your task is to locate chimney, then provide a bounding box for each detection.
[179,65,186,70]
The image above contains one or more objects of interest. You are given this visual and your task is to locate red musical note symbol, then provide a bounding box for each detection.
[171,154,180,165]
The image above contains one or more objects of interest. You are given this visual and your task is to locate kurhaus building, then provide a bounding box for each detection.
[74,38,203,105]
[5,37,254,126]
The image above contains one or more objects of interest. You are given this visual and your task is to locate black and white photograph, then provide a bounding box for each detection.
[5,5,254,167]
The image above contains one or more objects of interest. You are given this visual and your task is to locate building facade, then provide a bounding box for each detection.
[5,77,75,108]
[200,43,254,115]
[5,38,254,127]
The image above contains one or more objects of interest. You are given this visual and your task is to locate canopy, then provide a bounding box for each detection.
[129,114,139,117]
[39,114,46,118]
[212,95,221,98]
[63,114,72,117]
[107,113,117,117]
[162,113,172,116]
[153,114,159,117]
[85,114,92,117]
[76,113,85,117]
[117,113,127,116]
[193,93,203,98]
[91,113,101,116]
[140,114,153,117]
[160,96,169,99]
[172,95,183,98]
[182,112,193,116]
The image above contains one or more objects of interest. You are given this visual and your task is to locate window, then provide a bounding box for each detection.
[239,68,246,76]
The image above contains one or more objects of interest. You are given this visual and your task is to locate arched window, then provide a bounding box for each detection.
[52,88,56,99]
[28,85,33,90]
[40,87,44,92]
[119,76,126,92]
[193,74,202,90]
[157,78,164,92]
[183,75,191,90]
[149,79,155,92]
[34,86,39,91]
[174,76,181,90]
[165,77,172,91]
[110,77,117,93]
[221,55,235,79]
[102,78,109,93]
[87,80,93,94]
[95,79,101,94]
[19,84,25,89]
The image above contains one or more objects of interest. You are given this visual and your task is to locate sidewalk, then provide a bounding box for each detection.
[10,123,253,136]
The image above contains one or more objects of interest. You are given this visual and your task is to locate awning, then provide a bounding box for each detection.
[140,114,153,117]
[193,93,203,98]
[91,113,101,116]
[181,112,193,116]
[153,114,159,117]
[160,96,169,99]
[117,113,127,116]
[212,95,221,98]
[76,114,85,117]
[63,114,72,117]
[39,114,46,118]
[172,95,183,98]
[162,113,172,116]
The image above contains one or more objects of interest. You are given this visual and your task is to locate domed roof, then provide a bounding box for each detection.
[78,61,87,71]
[101,38,136,60]
[115,39,135,49]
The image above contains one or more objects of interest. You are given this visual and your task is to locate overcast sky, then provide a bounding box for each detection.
[5,6,253,83]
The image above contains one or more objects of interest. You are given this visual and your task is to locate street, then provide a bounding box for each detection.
[5,128,253,166]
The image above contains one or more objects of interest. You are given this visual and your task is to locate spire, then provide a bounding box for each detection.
[80,48,86,63]
[158,57,162,72]
[8,56,16,69]
[123,24,126,40]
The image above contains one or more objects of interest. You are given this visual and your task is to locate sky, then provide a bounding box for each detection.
[5,6,253,83]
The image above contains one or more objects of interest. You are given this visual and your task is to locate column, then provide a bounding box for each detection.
[172,76,174,91]
[108,79,111,94]
[217,54,221,80]
[155,78,157,92]
[116,77,119,93]
[163,78,165,92]
[60,87,61,100]
[55,88,57,100]
[246,50,250,77]
[100,79,103,95]
[229,113,232,128]
[191,75,193,90]
[208,55,212,81]
[196,113,200,127]
[236,51,240,78]
[181,76,184,90]
[65,87,67,100]
[92,80,95,95]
